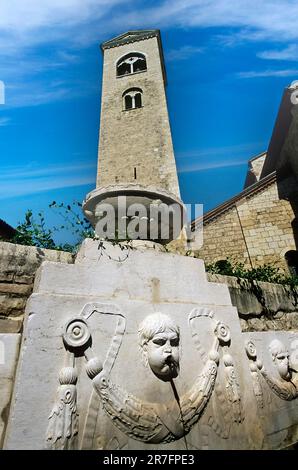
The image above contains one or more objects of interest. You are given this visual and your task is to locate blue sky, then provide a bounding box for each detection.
[1,0,298,243]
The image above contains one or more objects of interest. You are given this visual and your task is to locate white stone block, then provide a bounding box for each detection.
[0,334,20,447]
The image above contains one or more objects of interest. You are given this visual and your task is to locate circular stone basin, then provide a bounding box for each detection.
[83,183,186,244]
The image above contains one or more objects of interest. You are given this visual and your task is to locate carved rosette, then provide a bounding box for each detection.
[214,322,231,345]
[63,318,91,349]
[245,340,257,360]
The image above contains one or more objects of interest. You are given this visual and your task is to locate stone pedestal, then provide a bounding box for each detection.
[4,240,298,449]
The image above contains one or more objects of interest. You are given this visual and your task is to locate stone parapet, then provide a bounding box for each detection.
[0,242,74,333]
[207,273,298,332]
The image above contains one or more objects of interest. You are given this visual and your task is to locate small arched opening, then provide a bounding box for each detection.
[117,53,147,77]
[123,88,143,110]
[285,250,298,276]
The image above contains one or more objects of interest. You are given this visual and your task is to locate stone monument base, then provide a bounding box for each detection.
[4,240,298,449]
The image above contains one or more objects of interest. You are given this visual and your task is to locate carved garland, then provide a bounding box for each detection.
[46,304,237,448]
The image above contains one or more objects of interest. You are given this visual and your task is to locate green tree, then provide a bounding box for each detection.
[6,202,94,253]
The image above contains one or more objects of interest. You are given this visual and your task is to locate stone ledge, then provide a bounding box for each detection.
[0,283,32,295]
[207,272,298,331]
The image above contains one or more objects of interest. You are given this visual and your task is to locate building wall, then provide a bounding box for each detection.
[196,179,297,272]
[97,36,180,197]
[0,242,73,333]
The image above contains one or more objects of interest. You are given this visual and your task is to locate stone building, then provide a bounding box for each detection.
[193,82,298,274]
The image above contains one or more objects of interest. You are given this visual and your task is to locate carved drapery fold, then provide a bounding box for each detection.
[260,368,298,401]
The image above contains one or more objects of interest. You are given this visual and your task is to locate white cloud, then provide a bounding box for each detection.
[177,142,265,173]
[0,117,11,126]
[0,0,124,35]
[1,1,298,108]
[109,1,298,43]
[0,162,96,179]
[0,0,127,61]
[177,142,265,159]
[178,158,247,174]
[0,176,95,200]
[257,44,298,61]
[236,69,298,79]
[166,45,204,62]
[1,1,298,52]
[0,161,96,199]
[5,84,75,108]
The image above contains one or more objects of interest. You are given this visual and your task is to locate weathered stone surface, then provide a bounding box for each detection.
[5,240,298,450]
[0,242,74,333]
[242,330,298,449]
[34,241,230,306]
[0,295,27,316]
[0,283,32,295]
[207,273,298,331]
[0,334,21,448]
[0,317,23,334]
[0,242,74,284]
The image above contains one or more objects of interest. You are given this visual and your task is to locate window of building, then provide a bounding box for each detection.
[117,53,147,77]
[123,88,143,110]
[285,250,298,275]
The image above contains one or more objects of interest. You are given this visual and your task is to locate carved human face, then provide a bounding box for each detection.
[145,329,180,381]
[274,351,290,380]
[269,339,290,380]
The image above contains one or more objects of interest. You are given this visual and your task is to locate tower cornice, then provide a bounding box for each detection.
[101,30,160,50]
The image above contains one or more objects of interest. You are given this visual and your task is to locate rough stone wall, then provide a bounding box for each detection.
[97,36,180,198]
[0,242,74,333]
[196,205,249,265]
[208,272,298,332]
[196,179,296,272]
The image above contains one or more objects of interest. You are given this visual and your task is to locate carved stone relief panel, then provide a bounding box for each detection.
[46,303,244,449]
[244,337,298,402]
[242,331,298,449]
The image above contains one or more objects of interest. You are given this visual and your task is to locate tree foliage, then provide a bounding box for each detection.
[5,201,94,253]
[206,258,298,287]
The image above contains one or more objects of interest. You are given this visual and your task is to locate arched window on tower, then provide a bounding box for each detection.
[285,250,298,275]
[123,88,143,110]
[117,53,147,77]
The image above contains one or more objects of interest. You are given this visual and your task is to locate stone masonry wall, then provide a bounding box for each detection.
[196,179,296,272]
[208,272,298,332]
[0,242,74,333]
[1,240,297,335]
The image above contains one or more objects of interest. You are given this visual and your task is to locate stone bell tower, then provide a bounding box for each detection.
[83,30,184,242]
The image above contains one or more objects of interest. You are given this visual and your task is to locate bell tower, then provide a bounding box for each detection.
[83,30,184,242]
